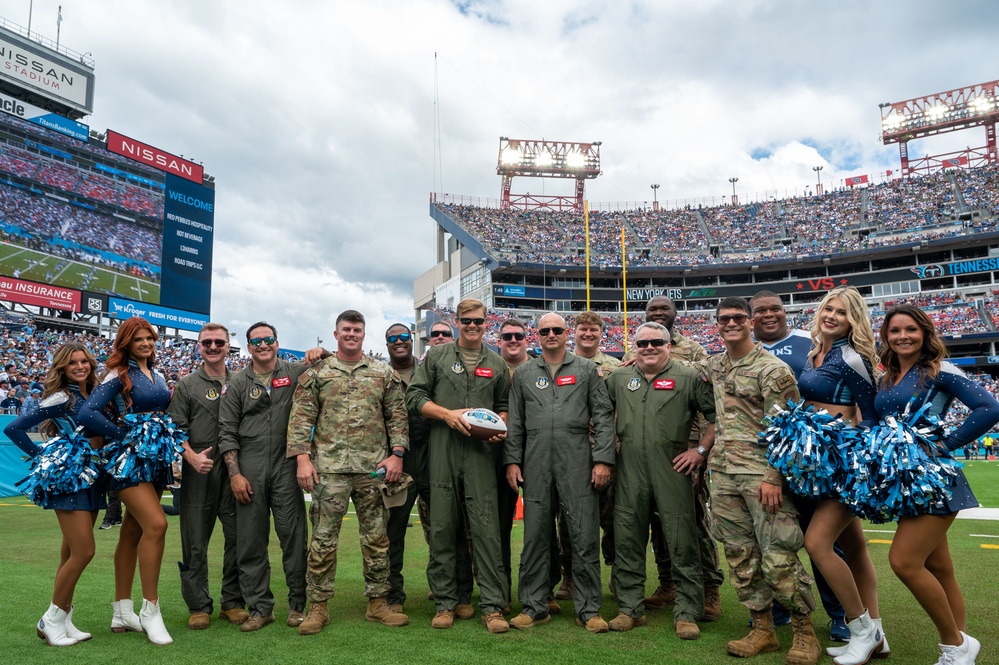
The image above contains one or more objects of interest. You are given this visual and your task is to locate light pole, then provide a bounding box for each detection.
[728,177,739,204]
[813,165,823,195]
[650,183,660,210]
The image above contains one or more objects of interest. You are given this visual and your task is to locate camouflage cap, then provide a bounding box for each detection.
[378,473,414,509]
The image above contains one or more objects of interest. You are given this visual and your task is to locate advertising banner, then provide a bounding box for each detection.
[106,130,204,183]
[0,275,80,311]
[0,32,92,111]
[0,89,88,140]
[107,298,208,333]
[159,174,214,314]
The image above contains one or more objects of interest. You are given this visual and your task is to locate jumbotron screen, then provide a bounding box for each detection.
[0,111,214,321]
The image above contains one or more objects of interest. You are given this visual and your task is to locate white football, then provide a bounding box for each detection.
[462,408,507,440]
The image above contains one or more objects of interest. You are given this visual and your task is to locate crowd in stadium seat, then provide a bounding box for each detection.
[0,117,165,219]
[0,183,162,267]
[436,164,999,267]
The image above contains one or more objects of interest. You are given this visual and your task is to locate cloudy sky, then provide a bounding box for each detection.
[3,0,998,353]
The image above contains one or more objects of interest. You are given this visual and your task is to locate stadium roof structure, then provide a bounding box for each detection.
[496,137,601,211]
[880,80,998,177]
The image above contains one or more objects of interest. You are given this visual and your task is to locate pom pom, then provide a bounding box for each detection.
[16,429,100,507]
[762,399,851,498]
[101,412,187,483]
[844,400,962,523]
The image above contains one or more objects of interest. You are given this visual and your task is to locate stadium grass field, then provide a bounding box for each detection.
[1,463,997,664]
[0,241,160,304]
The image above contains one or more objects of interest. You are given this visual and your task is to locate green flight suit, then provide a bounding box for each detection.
[218,359,308,618]
[505,352,615,621]
[406,343,510,614]
[169,365,243,616]
[606,360,716,622]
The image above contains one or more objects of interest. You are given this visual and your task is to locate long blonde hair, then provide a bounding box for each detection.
[808,286,880,372]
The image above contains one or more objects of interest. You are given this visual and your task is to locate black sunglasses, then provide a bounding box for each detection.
[500,332,526,341]
[248,336,277,347]
[717,314,749,325]
[429,329,453,338]
[200,339,227,349]
[459,317,486,326]
[635,338,667,349]
[386,333,412,344]
[538,327,566,337]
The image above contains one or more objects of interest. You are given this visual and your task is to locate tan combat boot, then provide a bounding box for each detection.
[785,612,821,665]
[702,584,722,622]
[727,609,780,657]
[366,597,409,627]
[643,582,676,610]
[297,602,329,635]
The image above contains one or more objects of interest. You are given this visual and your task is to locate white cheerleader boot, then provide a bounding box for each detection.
[139,598,173,645]
[830,610,885,665]
[65,605,92,641]
[111,599,144,633]
[37,603,78,646]
[828,615,890,659]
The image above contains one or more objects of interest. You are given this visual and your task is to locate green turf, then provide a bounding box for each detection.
[1,464,997,663]
[0,241,160,304]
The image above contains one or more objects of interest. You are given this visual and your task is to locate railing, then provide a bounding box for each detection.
[0,16,95,67]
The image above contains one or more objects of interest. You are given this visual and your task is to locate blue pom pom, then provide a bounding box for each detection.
[100,412,187,483]
[762,399,851,498]
[16,429,100,507]
[844,399,962,523]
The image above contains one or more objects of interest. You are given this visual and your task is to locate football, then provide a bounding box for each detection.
[462,408,507,440]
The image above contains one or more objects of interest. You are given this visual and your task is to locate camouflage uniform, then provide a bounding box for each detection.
[286,355,409,601]
[705,344,815,614]
[650,332,725,592]
[556,350,620,584]
[606,359,716,621]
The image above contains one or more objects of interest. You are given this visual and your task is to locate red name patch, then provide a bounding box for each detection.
[272,377,292,388]
[556,375,577,386]
[653,379,675,390]
[474,367,493,378]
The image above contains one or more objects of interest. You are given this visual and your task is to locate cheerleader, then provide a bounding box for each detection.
[3,342,102,646]
[797,287,885,665]
[876,305,998,665]
[78,317,177,645]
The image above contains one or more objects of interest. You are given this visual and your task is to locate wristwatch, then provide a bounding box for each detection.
[391,449,405,458]
[695,445,708,457]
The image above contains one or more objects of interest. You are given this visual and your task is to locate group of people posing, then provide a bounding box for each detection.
[7,287,996,665]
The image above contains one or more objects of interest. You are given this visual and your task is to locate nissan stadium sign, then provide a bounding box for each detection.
[0,31,94,114]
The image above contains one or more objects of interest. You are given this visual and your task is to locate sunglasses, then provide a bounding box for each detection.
[635,338,667,349]
[500,332,526,341]
[538,327,566,337]
[459,317,486,326]
[429,329,453,338]
[717,314,749,325]
[386,333,412,344]
[248,336,277,347]
[200,339,227,349]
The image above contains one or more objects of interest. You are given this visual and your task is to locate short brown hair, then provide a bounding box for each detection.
[199,322,230,339]
[499,318,526,333]
[455,299,486,317]
[575,311,604,329]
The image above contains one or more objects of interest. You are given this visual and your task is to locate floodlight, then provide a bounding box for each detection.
[566,151,585,168]
[501,148,521,165]
[535,151,553,167]
[971,97,995,113]
[924,104,949,120]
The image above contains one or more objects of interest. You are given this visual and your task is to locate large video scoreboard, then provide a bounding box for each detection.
[0,113,214,331]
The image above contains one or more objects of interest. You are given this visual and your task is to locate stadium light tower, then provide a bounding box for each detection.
[496,137,601,211]
[880,80,998,177]
[728,177,739,205]
[813,165,823,195]
[651,183,660,210]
